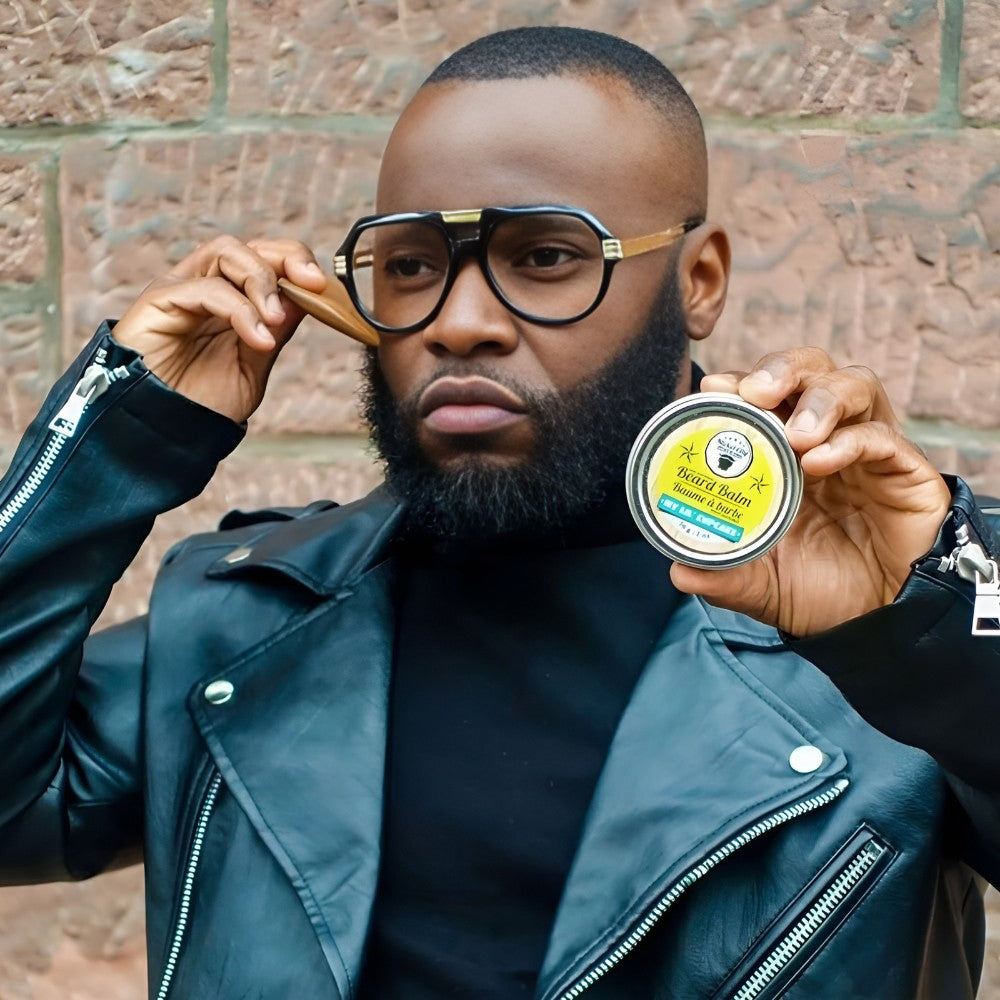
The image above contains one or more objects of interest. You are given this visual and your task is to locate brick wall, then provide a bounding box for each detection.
[0,1,998,996]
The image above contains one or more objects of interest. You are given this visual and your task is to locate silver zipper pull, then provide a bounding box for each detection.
[937,516,993,581]
[48,364,112,438]
[973,559,1000,637]
[932,515,999,636]
[956,542,994,583]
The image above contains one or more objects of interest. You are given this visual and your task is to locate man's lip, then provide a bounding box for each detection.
[417,376,527,418]
[417,376,528,437]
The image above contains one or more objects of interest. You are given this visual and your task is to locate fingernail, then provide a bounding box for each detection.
[256,322,274,344]
[746,369,774,387]
[266,293,283,317]
[304,262,324,276]
[789,408,818,433]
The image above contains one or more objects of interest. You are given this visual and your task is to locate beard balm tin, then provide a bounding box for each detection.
[626,393,803,568]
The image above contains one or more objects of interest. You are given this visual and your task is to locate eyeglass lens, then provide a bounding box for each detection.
[350,213,607,329]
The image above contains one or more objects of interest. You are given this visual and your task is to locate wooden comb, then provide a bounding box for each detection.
[277,276,380,347]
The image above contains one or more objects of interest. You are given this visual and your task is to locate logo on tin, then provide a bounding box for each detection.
[705,431,753,478]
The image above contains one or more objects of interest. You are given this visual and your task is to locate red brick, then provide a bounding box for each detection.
[59,130,387,434]
[0,0,213,126]
[962,0,1000,121]
[697,129,1000,429]
[0,868,145,1000]
[227,0,942,119]
[0,311,50,448]
[0,155,48,285]
[919,432,1000,500]
[656,0,941,117]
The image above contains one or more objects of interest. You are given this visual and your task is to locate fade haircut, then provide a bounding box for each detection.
[424,26,704,149]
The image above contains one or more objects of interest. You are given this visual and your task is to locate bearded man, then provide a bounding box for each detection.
[0,26,998,1000]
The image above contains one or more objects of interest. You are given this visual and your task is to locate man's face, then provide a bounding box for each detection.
[362,270,689,540]
[373,74,699,468]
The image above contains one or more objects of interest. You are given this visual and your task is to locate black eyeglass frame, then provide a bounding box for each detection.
[333,205,704,335]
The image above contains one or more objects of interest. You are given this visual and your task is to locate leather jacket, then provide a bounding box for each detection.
[1,326,999,999]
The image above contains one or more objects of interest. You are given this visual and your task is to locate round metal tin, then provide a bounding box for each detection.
[626,393,802,568]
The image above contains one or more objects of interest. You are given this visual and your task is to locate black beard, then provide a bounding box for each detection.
[359,274,689,542]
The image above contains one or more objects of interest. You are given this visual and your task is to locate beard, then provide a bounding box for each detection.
[359,272,689,542]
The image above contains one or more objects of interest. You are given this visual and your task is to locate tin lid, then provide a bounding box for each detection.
[626,393,803,568]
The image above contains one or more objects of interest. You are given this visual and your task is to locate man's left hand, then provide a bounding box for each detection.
[669,347,951,637]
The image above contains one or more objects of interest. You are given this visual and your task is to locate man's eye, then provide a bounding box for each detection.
[385,256,432,277]
[519,246,576,269]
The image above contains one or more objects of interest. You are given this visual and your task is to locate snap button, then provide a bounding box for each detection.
[224,546,252,564]
[204,680,234,705]
[788,745,825,774]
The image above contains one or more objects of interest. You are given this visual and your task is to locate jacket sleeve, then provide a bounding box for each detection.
[787,476,1000,883]
[0,323,244,882]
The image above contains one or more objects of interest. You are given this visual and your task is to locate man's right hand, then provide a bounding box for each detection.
[113,236,329,424]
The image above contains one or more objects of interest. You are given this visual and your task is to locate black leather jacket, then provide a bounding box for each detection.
[2,326,999,999]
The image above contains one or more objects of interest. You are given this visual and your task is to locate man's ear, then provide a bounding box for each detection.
[677,223,730,342]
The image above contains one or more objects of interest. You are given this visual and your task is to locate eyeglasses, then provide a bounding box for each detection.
[333,205,702,334]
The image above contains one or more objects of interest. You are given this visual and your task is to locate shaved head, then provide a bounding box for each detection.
[421,26,708,217]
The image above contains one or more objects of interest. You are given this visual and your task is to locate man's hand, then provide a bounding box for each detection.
[113,236,328,424]
[669,348,951,637]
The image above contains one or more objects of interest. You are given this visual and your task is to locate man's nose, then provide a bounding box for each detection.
[420,260,519,357]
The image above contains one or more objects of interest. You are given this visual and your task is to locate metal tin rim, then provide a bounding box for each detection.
[625,393,803,568]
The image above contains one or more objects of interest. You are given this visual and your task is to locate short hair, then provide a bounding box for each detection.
[424,26,703,140]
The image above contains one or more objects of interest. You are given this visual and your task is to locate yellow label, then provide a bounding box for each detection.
[646,415,786,555]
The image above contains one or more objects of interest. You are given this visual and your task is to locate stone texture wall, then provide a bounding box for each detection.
[0,1,997,996]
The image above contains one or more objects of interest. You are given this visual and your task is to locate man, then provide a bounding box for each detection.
[0,25,997,1000]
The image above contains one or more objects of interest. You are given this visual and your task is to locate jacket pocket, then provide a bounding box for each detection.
[713,825,895,1000]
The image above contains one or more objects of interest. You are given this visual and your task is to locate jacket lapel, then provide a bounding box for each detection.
[536,597,847,1000]
[187,493,403,997]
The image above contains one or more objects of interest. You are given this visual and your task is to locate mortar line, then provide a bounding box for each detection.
[210,0,230,121]
[906,419,1000,448]
[0,106,977,153]
[40,150,64,383]
[0,114,395,150]
[238,432,378,462]
[937,0,964,123]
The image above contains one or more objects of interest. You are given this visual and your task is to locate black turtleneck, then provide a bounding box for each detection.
[357,496,680,998]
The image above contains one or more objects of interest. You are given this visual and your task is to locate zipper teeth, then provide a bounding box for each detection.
[0,351,119,537]
[155,771,223,1000]
[732,839,886,1000]
[557,778,850,1000]
[0,433,69,533]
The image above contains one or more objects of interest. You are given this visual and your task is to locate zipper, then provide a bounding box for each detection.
[729,835,889,1000]
[0,349,132,539]
[935,514,1000,636]
[555,778,850,1000]
[155,769,223,1000]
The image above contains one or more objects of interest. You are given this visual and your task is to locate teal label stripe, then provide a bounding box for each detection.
[658,494,744,542]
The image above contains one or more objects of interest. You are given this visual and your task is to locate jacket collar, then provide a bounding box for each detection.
[206,485,405,595]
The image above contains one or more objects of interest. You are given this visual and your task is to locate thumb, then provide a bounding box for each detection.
[669,559,775,621]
